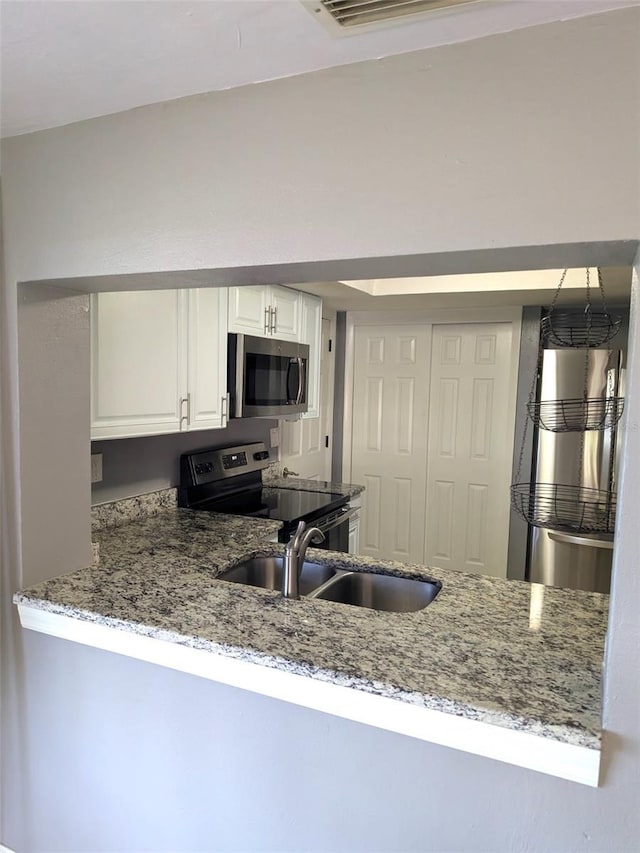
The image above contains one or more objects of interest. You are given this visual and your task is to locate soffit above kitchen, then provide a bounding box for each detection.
[293,267,632,311]
[1,0,637,137]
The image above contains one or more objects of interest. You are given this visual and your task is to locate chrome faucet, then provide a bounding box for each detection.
[283,521,325,599]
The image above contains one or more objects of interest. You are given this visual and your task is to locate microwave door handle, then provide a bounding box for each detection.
[286,358,297,404]
[295,357,305,405]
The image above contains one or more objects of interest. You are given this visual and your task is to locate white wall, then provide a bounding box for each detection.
[2,8,640,851]
[2,9,639,288]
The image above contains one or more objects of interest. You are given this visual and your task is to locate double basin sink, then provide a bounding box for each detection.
[217,556,441,613]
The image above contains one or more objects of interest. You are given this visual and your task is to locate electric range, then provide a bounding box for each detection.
[178,442,355,551]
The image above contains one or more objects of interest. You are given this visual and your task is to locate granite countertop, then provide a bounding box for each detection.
[263,475,364,499]
[14,508,608,754]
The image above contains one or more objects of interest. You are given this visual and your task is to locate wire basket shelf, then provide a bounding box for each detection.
[541,309,622,348]
[527,396,625,432]
[510,482,617,534]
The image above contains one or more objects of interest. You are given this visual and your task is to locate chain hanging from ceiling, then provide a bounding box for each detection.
[510,267,620,536]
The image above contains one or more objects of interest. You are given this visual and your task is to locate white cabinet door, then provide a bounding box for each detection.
[91,290,186,439]
[270,286,300,342]
[349,498,362,554]
[228,285,301,342]
[186,288,229,431]
[299,293,322,419]
[228,286,270,337]
[349,517,360,555]
[91,288,229,440]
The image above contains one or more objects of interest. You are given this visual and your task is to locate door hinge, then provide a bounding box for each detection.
[325,435,330,448]
[328,339,332,352]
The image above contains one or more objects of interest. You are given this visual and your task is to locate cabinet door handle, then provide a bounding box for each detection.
[270,306,277,334]
[179,396,188,427]
[264,306,270,335]
[221,392,229,428]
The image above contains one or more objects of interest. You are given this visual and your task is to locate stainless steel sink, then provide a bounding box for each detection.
[217,556,337,595]
[218,557,441,613]
[308,571,441,613]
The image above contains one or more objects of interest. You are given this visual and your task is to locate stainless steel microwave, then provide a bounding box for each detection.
[227,333,309,418]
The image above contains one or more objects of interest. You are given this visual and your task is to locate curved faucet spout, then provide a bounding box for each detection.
[283,522,326,599]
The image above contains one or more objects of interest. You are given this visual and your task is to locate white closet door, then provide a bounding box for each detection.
[350,325,430,563]
[425,323,514,578]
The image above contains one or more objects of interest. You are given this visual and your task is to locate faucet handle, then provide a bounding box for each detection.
[310,528,326,545]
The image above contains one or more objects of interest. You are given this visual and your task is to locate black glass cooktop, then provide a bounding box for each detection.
[195,486,347,526]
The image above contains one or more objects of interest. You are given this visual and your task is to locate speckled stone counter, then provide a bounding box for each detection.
[264,478,365,499]
[92,487,177,532]
[15,506,608,780]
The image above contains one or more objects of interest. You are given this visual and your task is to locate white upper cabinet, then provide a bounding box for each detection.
[227,285,270,337]
[186,288,229,432]
[269,286,300,342]
[299,293,322,419]
[228,285,299,341]
[229,285,323,418]
[91,288,228,440]
[91,290,186,439]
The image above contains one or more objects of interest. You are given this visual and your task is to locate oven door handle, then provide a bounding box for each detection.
[317,506,359,534]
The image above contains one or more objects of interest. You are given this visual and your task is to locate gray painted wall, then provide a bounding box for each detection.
[91,420,276,505]
[2,9,640,851]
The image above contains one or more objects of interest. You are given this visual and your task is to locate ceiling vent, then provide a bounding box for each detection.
[302,0,483,35]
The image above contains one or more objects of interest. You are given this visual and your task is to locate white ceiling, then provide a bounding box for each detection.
[1,0,637,138]
[294,267,632,312]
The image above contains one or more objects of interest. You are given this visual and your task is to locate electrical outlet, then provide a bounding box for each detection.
[91,453,103,484]
[270,427,280,448]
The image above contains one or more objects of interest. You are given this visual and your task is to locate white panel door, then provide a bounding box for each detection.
[425,323,514,578]
[350,325,430,563]
[280,319,332,480]
[186,287,228,431]
[91,290,186,439]
[228,286,270,337]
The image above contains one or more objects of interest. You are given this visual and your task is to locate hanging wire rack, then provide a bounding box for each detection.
[510,483,617,534]
[511,294,620,533]
[541,268,622,348]
[526,395,624,432]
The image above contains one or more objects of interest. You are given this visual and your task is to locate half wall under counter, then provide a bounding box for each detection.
[14,508,608,788]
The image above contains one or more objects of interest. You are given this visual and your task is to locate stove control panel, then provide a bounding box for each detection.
[180,442,271,487]
[221,451,247,470]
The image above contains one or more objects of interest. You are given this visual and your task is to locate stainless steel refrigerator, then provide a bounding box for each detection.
[528,348,624,593]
